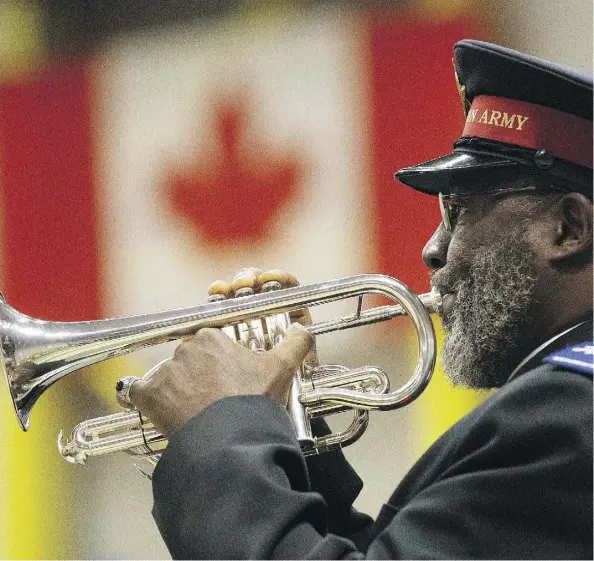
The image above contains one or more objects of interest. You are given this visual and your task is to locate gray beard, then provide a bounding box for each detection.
[434,229,538,389]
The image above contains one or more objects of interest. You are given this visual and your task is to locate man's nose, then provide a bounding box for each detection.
[422,224,450,270]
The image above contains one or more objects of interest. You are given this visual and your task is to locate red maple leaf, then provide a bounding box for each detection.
[164,98,304,245]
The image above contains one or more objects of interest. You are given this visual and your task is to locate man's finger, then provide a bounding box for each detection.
[257,269,299,289]
[290,308,313,325]
[231,267,263,294]
[126,377,149,410]
[257,270,311,324]
[269,323,314,372]
[207,279,233,299]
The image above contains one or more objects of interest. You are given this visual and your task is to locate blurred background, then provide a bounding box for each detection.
[0,0,591,558]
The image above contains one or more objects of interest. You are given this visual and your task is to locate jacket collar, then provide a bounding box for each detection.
[507,320,593,383]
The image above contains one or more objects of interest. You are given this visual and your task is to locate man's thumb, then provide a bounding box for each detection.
[271,322,314,371]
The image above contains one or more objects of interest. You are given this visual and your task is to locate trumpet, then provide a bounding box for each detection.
[1,274,441,471]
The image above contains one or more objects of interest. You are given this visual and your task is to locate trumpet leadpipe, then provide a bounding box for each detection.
[306,291,441,336]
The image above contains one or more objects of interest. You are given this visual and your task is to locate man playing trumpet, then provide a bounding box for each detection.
[125,40,593,559]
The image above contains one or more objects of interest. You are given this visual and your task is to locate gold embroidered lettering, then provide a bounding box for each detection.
[515,115,529,131]
[500,113,516,128]
[466,108,478,123]
[488,111,502,126]
[478,110,489,124]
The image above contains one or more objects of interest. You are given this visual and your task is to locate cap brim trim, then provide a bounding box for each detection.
[394,151,520,195]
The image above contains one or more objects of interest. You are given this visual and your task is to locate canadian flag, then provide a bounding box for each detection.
[0,8,481,558]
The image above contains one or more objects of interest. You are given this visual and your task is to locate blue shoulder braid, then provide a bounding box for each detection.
[543,342,594,376]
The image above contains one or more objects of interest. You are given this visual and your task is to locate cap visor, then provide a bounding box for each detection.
[394,150,520,195]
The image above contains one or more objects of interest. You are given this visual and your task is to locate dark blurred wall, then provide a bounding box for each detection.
[41,0,409,56]
[41,0,236,54]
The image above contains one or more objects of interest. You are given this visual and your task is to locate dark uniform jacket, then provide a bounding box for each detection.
[151,321,593,559]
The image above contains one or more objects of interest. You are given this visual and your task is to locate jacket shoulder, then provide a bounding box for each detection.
[378,365,593,560]
[463,364,592,444]
[391,364,592,499]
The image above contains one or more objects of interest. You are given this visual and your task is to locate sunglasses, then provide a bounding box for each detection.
[438,186,569,233]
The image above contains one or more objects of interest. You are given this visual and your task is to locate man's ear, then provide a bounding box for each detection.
[548,193,592,264]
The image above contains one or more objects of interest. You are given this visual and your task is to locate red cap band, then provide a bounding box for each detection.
[462,95,593,169]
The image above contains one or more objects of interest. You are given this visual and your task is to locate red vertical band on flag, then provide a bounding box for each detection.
[367,12,486,456]
[0,60,100,559]
[0,61,100,320]
[368,15,478,294]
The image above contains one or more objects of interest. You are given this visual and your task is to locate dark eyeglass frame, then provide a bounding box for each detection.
[438,186,570,233]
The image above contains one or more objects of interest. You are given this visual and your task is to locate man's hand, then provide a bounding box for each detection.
[128,323,313,437]
[127,267,315,437]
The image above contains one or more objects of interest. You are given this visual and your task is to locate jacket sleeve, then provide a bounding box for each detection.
[305,419,375,550]
[151,395,370,559]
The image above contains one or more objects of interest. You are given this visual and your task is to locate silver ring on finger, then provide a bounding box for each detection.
[115,376,141,406]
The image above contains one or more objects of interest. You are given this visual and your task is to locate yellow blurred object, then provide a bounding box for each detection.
[414,318,488,453]
[0,356,144,558]
[0,1,46,78]
[414,0,472,20]
[0,394,67,558]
